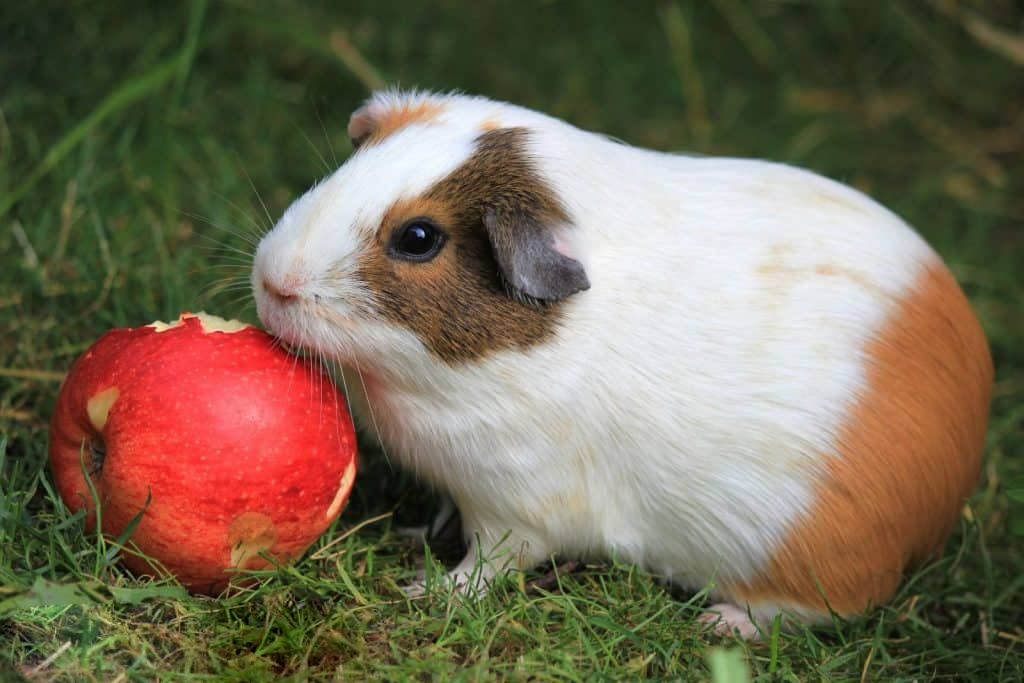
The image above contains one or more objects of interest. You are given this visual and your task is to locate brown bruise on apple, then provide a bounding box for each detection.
[86,386,119,432]
[147,312,250,334]
[227,511,278,568]
[326,459,357,519]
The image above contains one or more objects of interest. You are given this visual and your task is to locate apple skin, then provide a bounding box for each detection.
[48,313,357,594]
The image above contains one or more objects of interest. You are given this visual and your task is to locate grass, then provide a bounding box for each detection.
[2,1,1023,680]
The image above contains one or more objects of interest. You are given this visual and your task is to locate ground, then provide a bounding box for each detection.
[2,2,1023,681]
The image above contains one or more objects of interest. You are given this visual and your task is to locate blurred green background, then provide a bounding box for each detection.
[2,1,1022,680]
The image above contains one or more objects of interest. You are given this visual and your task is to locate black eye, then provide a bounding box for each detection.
[391,220,445,262]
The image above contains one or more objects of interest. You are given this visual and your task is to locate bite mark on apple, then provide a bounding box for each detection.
[148,312,249,334]
[193,312,250,334]
[86,386,120,432]
[326,459,357,519]
[228,512,277,568]
[146,317,186,332]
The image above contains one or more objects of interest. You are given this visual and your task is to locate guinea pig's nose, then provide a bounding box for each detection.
[262,278,297,304]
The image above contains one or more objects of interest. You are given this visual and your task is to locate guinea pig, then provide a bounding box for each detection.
[251,89,992,638]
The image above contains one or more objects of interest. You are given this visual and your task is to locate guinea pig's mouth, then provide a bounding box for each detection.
[264,323,340,367]
[271,336,301,356]
[257,297,363,363]
[259,322,308,357]
[254,296,316,353]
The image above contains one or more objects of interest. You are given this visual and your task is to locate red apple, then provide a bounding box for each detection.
[48,312,357,594]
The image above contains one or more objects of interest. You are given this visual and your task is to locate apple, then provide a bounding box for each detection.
[48,312,357,594]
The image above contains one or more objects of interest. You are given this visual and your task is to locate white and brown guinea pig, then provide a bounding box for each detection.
[251,89,993,637]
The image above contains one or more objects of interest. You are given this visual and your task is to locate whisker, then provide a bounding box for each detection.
[205,190,272,242]
[201,264,253,273]
[292,119,332,175]
[198,258,253,272]
[197,257,254,271]
[317,344,329,438]
[235,153,275,233]
[195,270,250,288]
[324,353,354,488]
[202,284,254,301]
[206,290,257,315]
[313,97,339,168]
[178,208,262,249]
[195,281,246,301]
[194,237,256,262]
[198,275,249,291]
[352,356,392,470]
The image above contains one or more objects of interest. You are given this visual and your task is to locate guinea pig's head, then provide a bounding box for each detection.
[252,90,590,378]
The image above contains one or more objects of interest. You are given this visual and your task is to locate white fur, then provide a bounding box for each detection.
[252,90,938,629]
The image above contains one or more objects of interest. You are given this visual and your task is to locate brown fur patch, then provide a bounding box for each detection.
[356,128,571,362]
[352,100,444,147]
[728,262,993,615]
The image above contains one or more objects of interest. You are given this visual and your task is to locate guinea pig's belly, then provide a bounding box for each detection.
[389,400,824,587]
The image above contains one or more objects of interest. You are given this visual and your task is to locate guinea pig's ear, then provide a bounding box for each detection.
[348,95,444,149]
[347,104,376,149]
[482,207,590,303]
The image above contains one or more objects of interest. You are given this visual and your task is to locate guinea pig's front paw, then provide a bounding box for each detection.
[399,565,491,598]
[400,568,429,598]
[399,552,499,602]
[401,578,428,599]
[698,603,762,640]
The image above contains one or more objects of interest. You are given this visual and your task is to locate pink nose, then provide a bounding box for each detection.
[262,278,297,304]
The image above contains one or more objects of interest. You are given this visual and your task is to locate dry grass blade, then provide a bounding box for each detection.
[329,29,387,92]
[659,2,712,149]
[26,640,72,675]
[709,0,778,68]
[931,0,1024,67]
[0,368,65,382]
[962,11,1024,67]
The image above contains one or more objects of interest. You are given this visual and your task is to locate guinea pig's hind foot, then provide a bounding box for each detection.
[698,603,762,640]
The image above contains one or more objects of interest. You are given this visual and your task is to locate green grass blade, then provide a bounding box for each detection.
[104,489,152,566]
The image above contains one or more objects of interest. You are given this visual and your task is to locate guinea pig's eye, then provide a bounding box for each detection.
[390,220,446,262]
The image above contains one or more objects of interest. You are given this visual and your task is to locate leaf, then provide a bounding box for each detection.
[0,576,188,616]
[1010,517,1024,536]
[108,584,189,604]
[1006,488,1024,504]
[708,647,752,683]
[0,577,102,615]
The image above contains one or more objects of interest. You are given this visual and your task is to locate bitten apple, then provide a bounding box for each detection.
[48,312,357,594]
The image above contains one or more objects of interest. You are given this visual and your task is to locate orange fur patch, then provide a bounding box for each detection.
[358,101,443,147]
[728,261,993,615]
